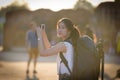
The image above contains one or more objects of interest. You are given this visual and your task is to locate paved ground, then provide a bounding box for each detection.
[0,62,58,80]
[0,51,58,80]
[0,51,120,80]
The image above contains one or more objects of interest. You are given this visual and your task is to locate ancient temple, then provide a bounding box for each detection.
[3,9,92,51]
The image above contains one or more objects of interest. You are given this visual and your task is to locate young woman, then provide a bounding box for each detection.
[36,18,80,80]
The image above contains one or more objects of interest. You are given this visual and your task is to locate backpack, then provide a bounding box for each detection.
[60,35,100,80]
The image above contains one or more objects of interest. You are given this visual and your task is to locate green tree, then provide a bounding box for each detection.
[0,0,29,14]
[74,0,94,12]
[0,0,29,34]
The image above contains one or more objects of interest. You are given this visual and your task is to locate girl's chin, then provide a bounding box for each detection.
[57,36,61,38]
[57,36,63,39]
[57,35,61,37]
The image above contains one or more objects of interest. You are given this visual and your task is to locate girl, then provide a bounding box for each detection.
[36,18,80,80]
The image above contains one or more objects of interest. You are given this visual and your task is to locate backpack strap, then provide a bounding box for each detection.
[60,52,72,74]
[59,39,72,74]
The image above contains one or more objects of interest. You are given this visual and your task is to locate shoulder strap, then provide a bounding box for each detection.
[59,39,72,74]
[60,52,72,74]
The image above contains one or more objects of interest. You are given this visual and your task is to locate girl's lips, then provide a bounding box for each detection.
[58,33,62,35]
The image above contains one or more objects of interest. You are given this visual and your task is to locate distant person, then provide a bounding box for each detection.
[85,26,97,43]
[25,21,38,75]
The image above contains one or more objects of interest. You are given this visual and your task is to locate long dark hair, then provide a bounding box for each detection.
[57,18,80,79]
[57,18,80,48]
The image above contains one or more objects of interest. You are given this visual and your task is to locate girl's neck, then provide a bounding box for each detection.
[62,36,71,41]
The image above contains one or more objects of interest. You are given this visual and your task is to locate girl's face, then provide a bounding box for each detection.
[57,22,70,40]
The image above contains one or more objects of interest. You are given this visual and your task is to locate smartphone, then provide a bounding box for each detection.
[40,24,45,29]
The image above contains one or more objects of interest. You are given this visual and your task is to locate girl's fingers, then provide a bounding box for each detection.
[41,24,45,31]
[43,25,45,31]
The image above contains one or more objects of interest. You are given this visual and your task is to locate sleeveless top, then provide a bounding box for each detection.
[57,42,74,75]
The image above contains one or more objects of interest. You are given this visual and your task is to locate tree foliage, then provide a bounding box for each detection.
[74,0,94,12]
[0,0,29,15]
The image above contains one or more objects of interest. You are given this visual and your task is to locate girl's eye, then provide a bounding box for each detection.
[61,26,65,29]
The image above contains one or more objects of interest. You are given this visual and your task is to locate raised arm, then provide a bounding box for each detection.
[36,27,66,57]
[41,24,51,49]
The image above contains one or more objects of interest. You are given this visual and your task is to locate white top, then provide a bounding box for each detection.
[57,42,74,75]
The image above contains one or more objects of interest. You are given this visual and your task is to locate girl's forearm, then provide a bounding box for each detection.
[38,33,45,55]
[42,31,51,49]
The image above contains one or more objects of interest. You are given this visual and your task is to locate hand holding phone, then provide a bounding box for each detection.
[40,24,45,30]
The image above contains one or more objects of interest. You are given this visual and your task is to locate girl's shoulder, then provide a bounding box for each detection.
[57,41,72,47]
[63,41,72,46]
[53,41,73,52]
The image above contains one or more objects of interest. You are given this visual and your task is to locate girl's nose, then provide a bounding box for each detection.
[58,28,62,31]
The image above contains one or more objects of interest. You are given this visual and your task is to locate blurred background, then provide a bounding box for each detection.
[0,0,120,80]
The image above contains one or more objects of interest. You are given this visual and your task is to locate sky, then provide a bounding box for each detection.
[0,0,114,11]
